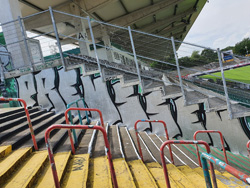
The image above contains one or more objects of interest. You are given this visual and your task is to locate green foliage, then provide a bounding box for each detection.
[234,38,250,55]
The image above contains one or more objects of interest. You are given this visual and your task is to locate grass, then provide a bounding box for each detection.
[200,65,250,84]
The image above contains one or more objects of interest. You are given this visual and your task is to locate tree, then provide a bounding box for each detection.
[234,38,250,55]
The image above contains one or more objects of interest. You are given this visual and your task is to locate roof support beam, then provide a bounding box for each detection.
[18,0,43,11]
[80,0,118,13]
[140,7,196,32]
[157,22,188,35]
[109,0,185,26]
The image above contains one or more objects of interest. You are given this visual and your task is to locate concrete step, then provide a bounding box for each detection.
[143,79,164,93]
[151,134,196,167]
[0,107,24,118]
[145,162,179,188]
[3,150,48,188]
[129,129,155,163]
[0,147,32,185]
[87,156,112,188]
[127,159,158,187]
[166,163,197,187]
[0,112,55,144]
[162,85,182,99]
[113,158,136,188]
[120,74,139,88]
[231,103,250,119]
[62,153,90,188]
[194,167,246,187]
[0,109,47,133]
[2,113,64,150]
[0,106,40,124]
[205,97,227,112]
[35,151,71,188]
[184,90,208,106]
[197,144,250,174]
[119,126,139,161]
[0,145,12,159]
[177,165,206,187]
[108,125,123,159]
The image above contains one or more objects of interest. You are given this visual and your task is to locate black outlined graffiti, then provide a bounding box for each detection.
[158,96,182,138]
[215,109,231,151]
[106,79,126,125]
[239,117,250,140]
[192,103,213,146]
[215,109,227,121]
[71,68,92,119]
[52,67,67,108]
[90,73,100,91]
[127,85,158,132]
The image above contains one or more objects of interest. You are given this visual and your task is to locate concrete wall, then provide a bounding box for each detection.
[15,66,250,156]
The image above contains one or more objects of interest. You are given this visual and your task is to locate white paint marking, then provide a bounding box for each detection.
[125,127,141,160]
[138,133,157,162]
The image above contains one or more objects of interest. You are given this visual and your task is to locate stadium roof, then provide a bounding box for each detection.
[19,0,207,41]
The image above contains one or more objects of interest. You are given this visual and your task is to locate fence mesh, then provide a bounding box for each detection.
[0,8,250,108]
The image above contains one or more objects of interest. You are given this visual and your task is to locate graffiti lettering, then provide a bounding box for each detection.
[72,157,86,171]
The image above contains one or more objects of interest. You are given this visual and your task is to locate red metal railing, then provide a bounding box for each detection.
[44,124,118,188]
[200,152,250,186]
[65,108,104,127]
[64,108,105,154]
[134,119,173,163]
[160,140,217,188]
[0,97,38,150]
[247,140,250,161]
[194,130,228,167]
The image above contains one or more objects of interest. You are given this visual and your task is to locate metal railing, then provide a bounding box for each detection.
[160,140,217,188]
[44,124,118,188]
[66,98,90,146]
[65,107,104,148]
[194,130,228,166]
[1,7,250,118]
[247,140,250,161]
[0,97,38,150]
[134,119,173,163]
[200,152,250,187]
[67,98,90,125]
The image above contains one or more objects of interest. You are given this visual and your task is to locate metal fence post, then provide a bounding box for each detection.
[18,16,34,70]
[171,36,186,102]
[128,26,144,95]
[49,7,66,69]
[217,48,233,119]
[87,16,104,80]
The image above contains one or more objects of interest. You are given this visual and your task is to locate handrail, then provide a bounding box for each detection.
[200,152,250,187]
[194,130,228,167]
[134,119,173,163]
[160,140,217,188]
[44,124,118,188]
[66,99,90,146]
[247,140,250,161]
[0,97,38,150]
[67,98,90,125]
[65,108,104,127]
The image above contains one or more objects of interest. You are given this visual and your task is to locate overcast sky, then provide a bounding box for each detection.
[184,0,250,50]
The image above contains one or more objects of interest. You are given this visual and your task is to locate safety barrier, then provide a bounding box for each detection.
[201,152,250,187]
[67,98,90,125]
[194,130,228,167]
[160,140,217,188]
[44,124,118,188]
[65,108,104,147]
[134,119,173,163]
[247,140,250,161]
[0,97,38,150]
[66,99,90,146]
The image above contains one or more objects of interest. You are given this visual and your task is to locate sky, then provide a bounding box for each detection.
[184,0,250,50]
